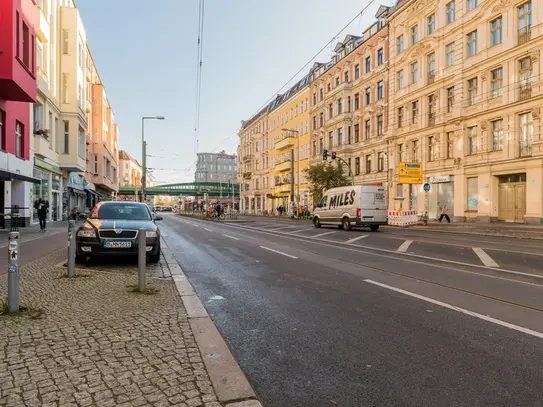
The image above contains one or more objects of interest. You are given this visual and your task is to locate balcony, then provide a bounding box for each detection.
[520,142,532,157]
[243,154,253,162]
[36,8,50,43]
[428,113,436,126]
[242,172,252,179]
[274,160,292,172]
[274,184,291,194]
[519,84,532,101]
[275,137,296,150]
[428,72,435,85]
[518,27,531,45]
[327,81,353,97]
[326,111,353,127]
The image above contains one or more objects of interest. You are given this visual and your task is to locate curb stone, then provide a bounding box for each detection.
[161,237,263,407]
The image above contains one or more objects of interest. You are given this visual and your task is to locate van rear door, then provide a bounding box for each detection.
[360,188,387,223]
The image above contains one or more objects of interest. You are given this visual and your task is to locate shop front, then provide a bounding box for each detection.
[427,175,454,220]
[84,181,101,211]
[32,158,63,223]
[64,172,86,219]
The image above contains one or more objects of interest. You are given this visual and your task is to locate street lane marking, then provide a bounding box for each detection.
[397,240,413,253]
[345,235,368,244]
[312,231,337,238]
[287,228,315,235]
[204,228,213,232]
[364,279,543,339]
[259,246,298,259]
[267,226,299,232]
[222,234,240,241]
[473,248,500,268]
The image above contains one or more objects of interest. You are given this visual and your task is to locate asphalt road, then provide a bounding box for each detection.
[160,213,543,407]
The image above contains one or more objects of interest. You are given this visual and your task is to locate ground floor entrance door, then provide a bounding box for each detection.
[498,182,526,222]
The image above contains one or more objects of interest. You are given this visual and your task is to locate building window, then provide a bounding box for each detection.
[467,126,478,155]
[319,112,324,127]
[62,73,69,103]
[398,143,404,162]
[428,136,435,161]
[354,124,360,143]
[355,157,361,175]
[491,119,503,151]
[327,83,331,92]
[467,177,478,211]
[319,137,323,153]
[365,56,371,73]
[312,116,317,130]
[397,35,404,53]
[63,120,69,154]
[398,107,404,128]
[427,14,436,35]
[411,100,419,124]
[0,109,5,150]
[410,61,418,84]
[338,127,343,146]
[335,77,340,87]
[446,132,453,158]
[365,154,372,174]
[15,121,23,158]
[16,12,20,58]
[376,115,383,137]
[428,94,436,126]
[411,25,418,45]
[518,2,532,44]
[354,64,360,80]
[354,93,360,110]
[319,88,324,101]
[377,48,384,65]
[328,131,334,148]
[490,67,503,98]
[377,81,384,100]
[22,22,30,67]
[338,98,343,114]
[378,152,385,172]
[347,126,352,144]
[312,139,317,156]
[364,119,371,140]
[519,57,533,100]
[427,52,436,78]
[447,87,455,112]
[447,1,456,24]
[467,0,478,11]
[328,103,333,119]
[411,140,418,161]
[397,70,404,90]
[467,78,477,106]
[519,112,533,156]
[62,29,69,55]
[490,17,503,46]
[467,30,478,57]
[446,43,455,67]
[365,87,371,105]
[312,93,317,106]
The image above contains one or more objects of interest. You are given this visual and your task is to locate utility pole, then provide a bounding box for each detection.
[290,149,295,203]
[141,116,165,203]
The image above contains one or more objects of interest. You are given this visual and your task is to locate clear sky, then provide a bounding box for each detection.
[77,0,390,184]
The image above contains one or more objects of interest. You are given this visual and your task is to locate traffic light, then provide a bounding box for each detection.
[331,151,337,160]
[323,149,328,161]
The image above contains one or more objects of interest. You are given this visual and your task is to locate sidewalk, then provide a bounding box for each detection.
[0,244,261,406]
[412,221,543,240]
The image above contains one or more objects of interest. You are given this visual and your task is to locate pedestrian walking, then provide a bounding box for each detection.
[34,198,48,231]
[71,207,78,221]
[438,203,451,223]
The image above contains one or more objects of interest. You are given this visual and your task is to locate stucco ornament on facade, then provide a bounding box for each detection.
[532,108,541,120]
[481,121,489,131]
[492,0,514,13]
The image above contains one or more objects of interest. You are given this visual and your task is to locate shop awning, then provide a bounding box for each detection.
[0,169,41,184]
[85,186,102,197]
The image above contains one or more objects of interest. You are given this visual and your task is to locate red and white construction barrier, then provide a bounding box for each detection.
[387,210,418,226]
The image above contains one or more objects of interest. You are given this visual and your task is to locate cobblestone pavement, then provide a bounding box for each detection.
[0,248,220,407]
[70,254,171,279]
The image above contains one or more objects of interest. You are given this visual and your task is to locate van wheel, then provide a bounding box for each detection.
[313,217,321,228]
[370,225,379,232]
[342,217,352,231]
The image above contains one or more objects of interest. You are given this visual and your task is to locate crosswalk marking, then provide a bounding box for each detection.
[312,231,337,238]
[345,235,368,244]
[473,247,499,267]
[397,240,413,253]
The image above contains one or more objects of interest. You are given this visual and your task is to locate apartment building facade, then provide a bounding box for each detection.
[388,0,542,223]
[0,0,39,227]
[119,150,142,188]
[194,151,237,184]
[268,75,311,210]
[309,8,391,200]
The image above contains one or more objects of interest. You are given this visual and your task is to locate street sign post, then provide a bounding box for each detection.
[398,162,423,184]
[423,183,431,225]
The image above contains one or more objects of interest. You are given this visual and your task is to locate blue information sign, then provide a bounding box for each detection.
[423,183,431,192]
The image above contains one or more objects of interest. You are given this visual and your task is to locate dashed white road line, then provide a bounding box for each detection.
[267,226,299,232]
[204,228,213,232]
[345,235,368,244]
[397,240,414,253]
[473,248,500,268]
[313,231,337,238]
[222,234,240,241]
[364,279,543,339]
[287,228,315,235]
[259,246,298,259]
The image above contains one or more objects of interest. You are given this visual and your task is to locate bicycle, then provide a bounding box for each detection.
[212,211,226,221]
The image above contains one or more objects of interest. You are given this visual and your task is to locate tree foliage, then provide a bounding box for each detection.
[305,161,351,204]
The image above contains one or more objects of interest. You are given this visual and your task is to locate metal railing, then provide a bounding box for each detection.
[518,27,531,45]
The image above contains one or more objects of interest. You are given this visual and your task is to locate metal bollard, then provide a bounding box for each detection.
[138,229,146,291]
[7,230,20,312]
[67,220,76,278]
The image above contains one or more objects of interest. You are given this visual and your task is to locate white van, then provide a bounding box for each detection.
[312,185,387,231]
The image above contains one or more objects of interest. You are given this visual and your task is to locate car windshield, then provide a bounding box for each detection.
[89,203,152,221]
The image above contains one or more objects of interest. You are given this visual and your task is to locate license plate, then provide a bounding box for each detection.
[103,241,132,248]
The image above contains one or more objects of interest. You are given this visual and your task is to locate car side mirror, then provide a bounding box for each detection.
[154,214,163,221]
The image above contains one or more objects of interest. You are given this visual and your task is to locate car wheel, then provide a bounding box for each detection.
[370,225,379,232]
[75,253,86,264]
[148,248,161,264]
[313,216,321,228]
[342,217,352,231]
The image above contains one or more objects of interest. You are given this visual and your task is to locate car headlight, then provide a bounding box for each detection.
[146,231,158,238]
[77,229,96,238]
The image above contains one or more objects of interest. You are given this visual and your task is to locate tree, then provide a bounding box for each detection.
[305,161,351,204]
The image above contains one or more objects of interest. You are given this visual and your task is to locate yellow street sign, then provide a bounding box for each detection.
[398,162,423,184]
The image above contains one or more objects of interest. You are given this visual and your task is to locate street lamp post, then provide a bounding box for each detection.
[282,128,300,205]
[141,116,165,203]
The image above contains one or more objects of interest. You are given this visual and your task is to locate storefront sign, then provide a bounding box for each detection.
[34,157,62,176]
[66,172,85,191]
[429,175,451,183]
[398,162,423,184]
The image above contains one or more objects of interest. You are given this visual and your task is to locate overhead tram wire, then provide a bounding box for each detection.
[193,0,206,164]
[206,0,378,154]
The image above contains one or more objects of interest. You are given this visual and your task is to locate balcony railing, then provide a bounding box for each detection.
[275,137,296,150]
[520,142,532,157]
[243,154,253,162]
[428,72,435,85]
[274,160,292,172]
[519,84,532,101]
[518,26,531,45]
[274,184,292,194]
[242,172,252,179]
[428,113,436,126]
